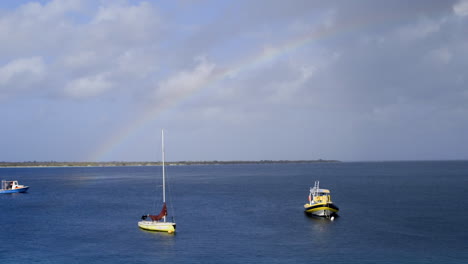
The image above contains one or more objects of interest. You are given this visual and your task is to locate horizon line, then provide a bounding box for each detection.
[1,159,468,164]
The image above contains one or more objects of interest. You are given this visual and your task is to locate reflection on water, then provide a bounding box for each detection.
[304,213,337,234]
[139,228,176,236]
[0,192,29,197]
[301,213,341,257]
[139,228,176,247]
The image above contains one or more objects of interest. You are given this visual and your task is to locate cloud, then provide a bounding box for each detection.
[395,17,444,41]
[62,51,98,69]
[0,0,82,56]
[153,57,216,103]
[454,0,468,16]
[64,73,112,98]
[1,0,468,161]
[88,1,161,47]
[0,56,46,89]
[426,47,453,64]
[18,0,82,19]
[265,64,316,104]
[0,0,164,100]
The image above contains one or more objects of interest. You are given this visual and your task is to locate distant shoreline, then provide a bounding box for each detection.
[0,160,340,168]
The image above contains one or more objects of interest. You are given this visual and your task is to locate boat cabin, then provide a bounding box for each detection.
[312,188,332,203]
[2,180,21,190]
[308,181,333,204]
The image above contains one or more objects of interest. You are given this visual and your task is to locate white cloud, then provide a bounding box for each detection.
[427,48,453,65]
[0,0,166,100]
[454,0,468,16]
[115,49,158,79]
[62,51,98,69]
[267,64,316,104]
[154,58,216,102]
[19,0,82,20]
[0,57,46,87]
[93,1,151,23]
[64,73,112,98]
[396,18,443,41]
[0,0,82,54]
[1,0,467,161]
[89,1,160,45]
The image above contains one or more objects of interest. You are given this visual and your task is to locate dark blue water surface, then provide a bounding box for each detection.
[1,161,467,263]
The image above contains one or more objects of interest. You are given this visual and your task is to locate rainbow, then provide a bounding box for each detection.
[88,16,385,161]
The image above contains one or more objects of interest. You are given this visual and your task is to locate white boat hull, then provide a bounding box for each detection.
[138,221,176,233]
[309,209,334,217]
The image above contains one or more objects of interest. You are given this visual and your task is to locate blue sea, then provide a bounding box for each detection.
[1,161,467,263]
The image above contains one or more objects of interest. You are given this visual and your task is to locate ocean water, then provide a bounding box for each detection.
[0,161,467,263]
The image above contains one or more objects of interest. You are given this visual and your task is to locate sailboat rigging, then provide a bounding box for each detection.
[138,129,176,233]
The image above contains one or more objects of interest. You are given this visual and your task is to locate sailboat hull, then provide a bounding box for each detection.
[138,221,176,233]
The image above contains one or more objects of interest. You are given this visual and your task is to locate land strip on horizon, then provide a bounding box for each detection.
[0,160,340,167]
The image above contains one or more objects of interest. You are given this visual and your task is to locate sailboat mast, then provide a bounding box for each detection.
[162,129,166,203]
[162,129,166,222]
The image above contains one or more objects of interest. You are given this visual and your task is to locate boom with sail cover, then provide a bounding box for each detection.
[149,203,167,221]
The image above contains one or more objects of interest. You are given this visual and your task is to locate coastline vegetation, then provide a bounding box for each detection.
[0,159,340,167]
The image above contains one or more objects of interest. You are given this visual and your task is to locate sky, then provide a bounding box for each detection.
[0,0,467,162]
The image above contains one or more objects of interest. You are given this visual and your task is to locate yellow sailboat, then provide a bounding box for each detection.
[138,130,176,233]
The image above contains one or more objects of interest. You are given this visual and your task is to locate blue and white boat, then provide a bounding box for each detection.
[0,180,29,194]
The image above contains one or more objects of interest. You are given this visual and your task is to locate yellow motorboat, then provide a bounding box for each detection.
[304,181,339,217]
